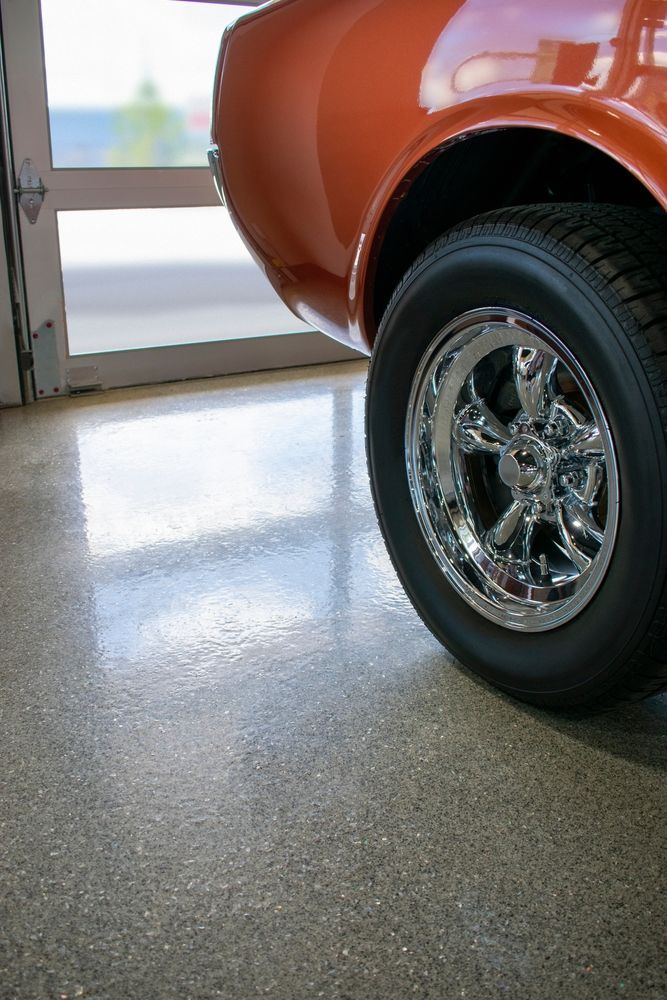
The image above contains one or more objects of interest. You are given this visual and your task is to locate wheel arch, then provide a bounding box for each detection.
[359,111,667,349]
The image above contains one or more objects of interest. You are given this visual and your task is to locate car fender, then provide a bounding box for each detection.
[354,94,667,348]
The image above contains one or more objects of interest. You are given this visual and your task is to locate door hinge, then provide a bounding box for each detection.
[14,159,47,224]
[32,319,63,397]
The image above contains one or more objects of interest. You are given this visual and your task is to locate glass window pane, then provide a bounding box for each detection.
[41,0,253,168]
[58,207,312,354]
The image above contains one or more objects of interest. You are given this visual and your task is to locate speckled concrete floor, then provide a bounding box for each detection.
[1,361,665,1000]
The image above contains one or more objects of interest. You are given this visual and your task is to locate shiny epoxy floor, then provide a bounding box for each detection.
[1,361,665,1000]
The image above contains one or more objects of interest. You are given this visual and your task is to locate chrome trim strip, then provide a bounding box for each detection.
[207,144,225,206]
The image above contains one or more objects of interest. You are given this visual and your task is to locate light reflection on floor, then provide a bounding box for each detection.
[76,392,335,556]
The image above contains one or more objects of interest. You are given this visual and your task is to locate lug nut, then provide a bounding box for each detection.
[559,473,576,487]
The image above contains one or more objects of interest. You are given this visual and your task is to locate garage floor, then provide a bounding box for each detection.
[1,361,665,999]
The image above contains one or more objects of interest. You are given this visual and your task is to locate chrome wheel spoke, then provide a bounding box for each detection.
[569,420,604,459]
[550,397,587,431]
[486,500,536,564]
[452,398,511,455]
[561,495,605,547]
[513,347,558,419]
[555,505,593,572]
[578,461,605,506]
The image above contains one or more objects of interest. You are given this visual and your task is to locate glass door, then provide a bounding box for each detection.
[1,0,359,398]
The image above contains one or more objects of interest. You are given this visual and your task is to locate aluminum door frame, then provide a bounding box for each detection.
[0,0,360,400]
[0,220,22,407]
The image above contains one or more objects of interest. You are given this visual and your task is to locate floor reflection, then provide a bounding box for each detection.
[76,391,336,556]
[75,371,407,676]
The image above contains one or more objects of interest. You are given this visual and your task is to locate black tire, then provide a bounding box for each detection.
[366,203,667,709]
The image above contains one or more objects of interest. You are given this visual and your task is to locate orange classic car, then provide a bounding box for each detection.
[210,0,667,709]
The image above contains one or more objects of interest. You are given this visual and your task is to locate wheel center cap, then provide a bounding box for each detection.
[499,436,550,491]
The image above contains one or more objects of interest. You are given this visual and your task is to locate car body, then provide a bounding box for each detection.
[210,0,667,355]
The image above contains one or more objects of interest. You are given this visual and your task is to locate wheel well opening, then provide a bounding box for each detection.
[369,128,662,336]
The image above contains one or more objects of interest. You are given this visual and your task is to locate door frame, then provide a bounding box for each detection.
[0,215,23,407]
[0,0,360,401]
[0,10,27,407]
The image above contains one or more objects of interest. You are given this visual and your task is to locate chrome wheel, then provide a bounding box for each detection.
[405,308,619,631]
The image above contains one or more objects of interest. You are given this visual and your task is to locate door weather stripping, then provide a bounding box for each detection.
[15,159,47,224]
